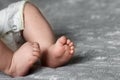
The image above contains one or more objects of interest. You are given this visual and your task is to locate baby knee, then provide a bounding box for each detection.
[24,2,40,13]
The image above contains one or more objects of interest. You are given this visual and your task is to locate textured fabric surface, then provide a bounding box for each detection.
[1,0,120,80]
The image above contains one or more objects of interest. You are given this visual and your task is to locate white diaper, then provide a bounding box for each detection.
[0,0,28,51]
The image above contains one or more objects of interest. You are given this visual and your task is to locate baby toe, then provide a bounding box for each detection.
[32,51,41,58]
[56,36,67,46]
[70,50,74,55]
[70,46,75,55]
[32,42,41,58]
[32,42,40,48]
[70,46,74,50]
[69,42,74,46]
[33,47,40,52]
[67,39,71,45]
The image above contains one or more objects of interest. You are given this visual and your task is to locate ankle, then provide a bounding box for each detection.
[3,53,14,77]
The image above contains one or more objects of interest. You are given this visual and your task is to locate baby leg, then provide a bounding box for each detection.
[23,2,75,68]
[0,40,13,75]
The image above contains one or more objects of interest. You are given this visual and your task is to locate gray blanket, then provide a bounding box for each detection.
[1,0,120,80]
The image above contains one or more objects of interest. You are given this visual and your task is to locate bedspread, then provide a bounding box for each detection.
[0,0,120,80]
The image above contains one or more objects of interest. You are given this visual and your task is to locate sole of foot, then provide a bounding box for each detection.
[42,36,75,68]
[6,42,41,77]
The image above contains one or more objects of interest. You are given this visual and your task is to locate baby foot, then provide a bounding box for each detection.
[7,42,41,77]
[42,36,75,68]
